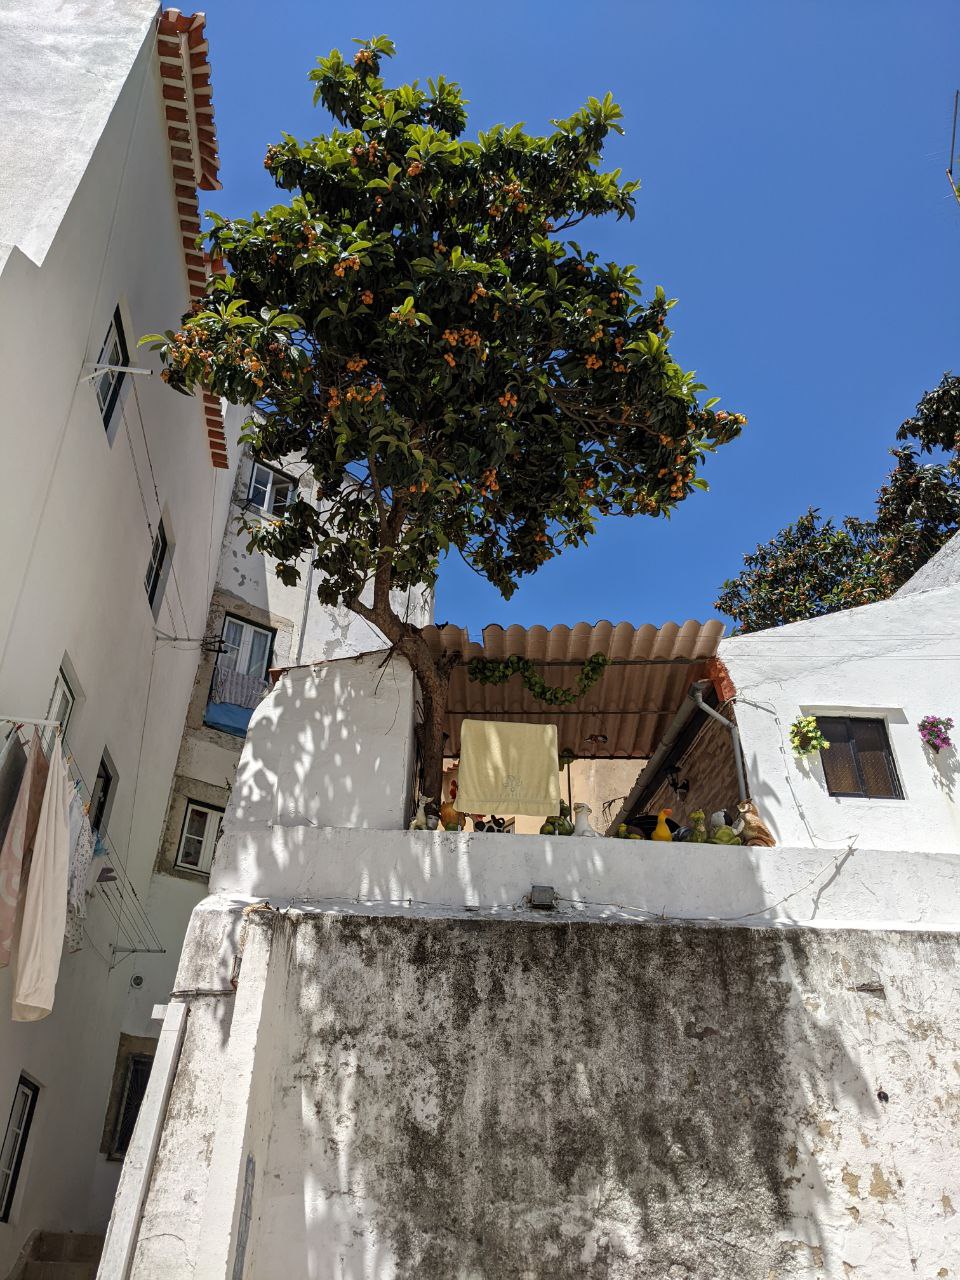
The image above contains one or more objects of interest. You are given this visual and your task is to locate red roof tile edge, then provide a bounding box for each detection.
[157,9,229,469]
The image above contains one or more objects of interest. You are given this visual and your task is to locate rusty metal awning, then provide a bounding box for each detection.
[423,619,725,760]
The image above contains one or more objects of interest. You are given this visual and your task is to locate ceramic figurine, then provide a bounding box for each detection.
[409,798,429,831]
[651,808,673,842]
[440,779,464,831]
[708,809,741,845]
[573,802,598,837]
[736,799,776,847]
[689,809,708,844]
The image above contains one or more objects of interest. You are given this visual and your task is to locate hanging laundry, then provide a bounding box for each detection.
[64,806,94,954]
[13,736,71,1021]
[0,730,27,848]
[456,720,561,818]
[0,731,49,968]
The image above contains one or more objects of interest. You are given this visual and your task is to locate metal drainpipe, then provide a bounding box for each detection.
[295,555,315,666]
[604,681,710,832]
[690,685,748,804]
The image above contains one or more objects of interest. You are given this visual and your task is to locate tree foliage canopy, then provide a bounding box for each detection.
[716,374,960,633]
[145,35,742,795]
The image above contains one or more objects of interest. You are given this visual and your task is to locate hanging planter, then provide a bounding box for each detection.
[790,715,829,758]
[918,715,954,754]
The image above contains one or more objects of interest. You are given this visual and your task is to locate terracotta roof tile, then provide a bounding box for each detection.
[157,9,224,469]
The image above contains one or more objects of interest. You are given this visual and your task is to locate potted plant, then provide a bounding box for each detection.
[918,715,954,754]
[790,715,829,758]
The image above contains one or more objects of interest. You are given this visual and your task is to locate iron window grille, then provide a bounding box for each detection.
[108,1053,153,1160]
[95,307,130,430]
[0,1076,39,1222]
[816,716,904,799]
[144,521,169,610]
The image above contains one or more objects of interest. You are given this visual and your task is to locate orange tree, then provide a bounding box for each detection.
[145,36,743,801]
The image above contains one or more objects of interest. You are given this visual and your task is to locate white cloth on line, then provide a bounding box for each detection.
[13,738,71,1021]
[65,807,94,954]
[0,731,48,968]
[456,719,561,817]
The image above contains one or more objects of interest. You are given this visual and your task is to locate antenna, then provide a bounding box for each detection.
[948,90,960,208]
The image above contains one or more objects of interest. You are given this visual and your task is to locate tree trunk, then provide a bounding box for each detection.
[347,596,452,809]
[410,649,450,808]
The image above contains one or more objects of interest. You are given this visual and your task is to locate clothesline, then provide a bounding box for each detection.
[0,716,61,729]
[1,717,164,964]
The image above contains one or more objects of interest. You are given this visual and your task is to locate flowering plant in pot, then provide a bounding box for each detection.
[790,715,829,758]
[918,715,954,754]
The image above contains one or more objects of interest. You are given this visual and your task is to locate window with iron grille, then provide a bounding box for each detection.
[816,716,903,799]
[144,521,169,612]
[108,1053,153,1160]
[0,1076,39,1222]
[94,307,129,431]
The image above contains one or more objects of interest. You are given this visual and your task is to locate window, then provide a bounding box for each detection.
[94,307,129,430]
[89,753,115,835]
[816,716,903,799]
[205,615,274,736]
[43,668,75,753]
[218,616,273,682]
[0,1076,39,1222]
[144,521,169,611]
[248,463,294,516]
[176,801,223,875]
[107,1054,153,1160]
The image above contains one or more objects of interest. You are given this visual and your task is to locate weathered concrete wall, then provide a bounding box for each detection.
[127,908,960,1279]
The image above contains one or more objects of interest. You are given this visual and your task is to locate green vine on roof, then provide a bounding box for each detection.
[466,653,609,706]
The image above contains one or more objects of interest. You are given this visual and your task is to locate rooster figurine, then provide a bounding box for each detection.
[736,800,776,847]
[440,779,463,832]
[651,808,673,842]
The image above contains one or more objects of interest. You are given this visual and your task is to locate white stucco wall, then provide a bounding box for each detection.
[225,655,417,836]
[720,582,960,854]
[0,0,158,264]
[0,12,242,1268]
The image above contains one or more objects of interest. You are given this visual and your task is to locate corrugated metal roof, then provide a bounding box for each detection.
[424,619,725,759]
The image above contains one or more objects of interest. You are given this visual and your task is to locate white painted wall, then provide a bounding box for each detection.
[0,10,241,1268]
[207,826,960,934]
[226,655,417,835]
[720,582,960,853]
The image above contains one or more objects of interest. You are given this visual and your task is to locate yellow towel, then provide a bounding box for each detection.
[456,720,561,818]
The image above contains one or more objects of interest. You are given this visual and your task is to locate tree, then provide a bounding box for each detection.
[145,36,743,800]
[716,375,960,633]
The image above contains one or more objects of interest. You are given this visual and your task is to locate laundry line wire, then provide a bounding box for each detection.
[0,715,164,964]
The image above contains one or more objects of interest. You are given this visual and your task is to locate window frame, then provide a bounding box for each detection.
[175,800,224,876]
[0,1075,39,1222]
[43,668,75,754]
[89,752,116,836]
[94,306,130,432]
[217,614,274,682]
[107,1053,153,1161]
[247,462,294,517]
[144,520,169,613]
[815,715,904,800]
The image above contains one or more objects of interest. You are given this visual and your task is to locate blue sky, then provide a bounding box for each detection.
[201,0,959,633]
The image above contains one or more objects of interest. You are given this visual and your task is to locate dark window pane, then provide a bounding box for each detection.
[112,1055,152,1158]
[820,740,861,795]
[816,716,901,799]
